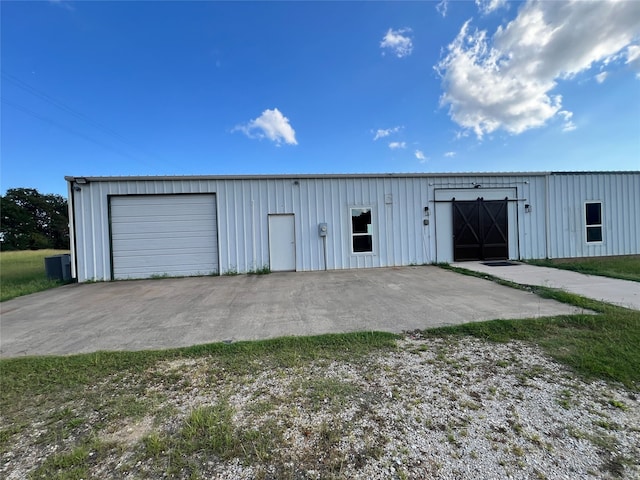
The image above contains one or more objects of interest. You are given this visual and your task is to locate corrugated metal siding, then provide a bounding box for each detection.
[71,176,433,281]
[69,172,638,282]
[548,172,640,258]
[428,174,548,261]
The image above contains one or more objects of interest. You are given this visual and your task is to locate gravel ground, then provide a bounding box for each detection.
[3,335,639,479]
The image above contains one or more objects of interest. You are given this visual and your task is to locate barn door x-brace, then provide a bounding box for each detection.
[452,197,508,261]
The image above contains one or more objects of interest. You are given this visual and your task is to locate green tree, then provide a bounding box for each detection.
[0,188,69,250]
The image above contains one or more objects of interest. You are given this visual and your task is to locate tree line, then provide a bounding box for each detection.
[1,188,69,251]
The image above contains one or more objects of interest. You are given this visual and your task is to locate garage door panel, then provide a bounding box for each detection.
[111,222,214,235]
[112,196,210,207]
[115,266,215,279]
[113,247,216,258]
[111,204,214,217]
[112,216,216,226]
[114,230,215,238]
[110,195,218,279]
[113,253,216,267]
[111,212,215,222]
[111,210,216,221]
[112,236,216,248]
[113,237,217,251]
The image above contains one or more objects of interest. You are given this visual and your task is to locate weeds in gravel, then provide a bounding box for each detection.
[423,302,640,389]
[0,332,398,479]
[428,266,640,390]
[557,390,574,410]
[32,444,91,479]
[293,377,362,411]
[607,399,628,411]
[30,438,118,480]
[3,269,640,479]
[0,331,398,405]
[142,432,167,458]
[181,401,236,457]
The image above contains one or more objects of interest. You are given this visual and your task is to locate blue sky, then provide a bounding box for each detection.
[2,0,639,197]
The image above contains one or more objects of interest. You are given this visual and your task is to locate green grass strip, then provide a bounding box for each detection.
[434,264,640,389]
[525,255,640,283]
[0,331,399,405]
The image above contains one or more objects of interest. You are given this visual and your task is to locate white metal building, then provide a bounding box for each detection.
[65,171,640,282]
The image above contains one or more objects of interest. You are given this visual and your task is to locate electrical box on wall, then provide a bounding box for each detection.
[318,223,328,236]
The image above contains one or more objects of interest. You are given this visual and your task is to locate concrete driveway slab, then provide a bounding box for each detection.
[452,262,640,311]
[0,266,584,358]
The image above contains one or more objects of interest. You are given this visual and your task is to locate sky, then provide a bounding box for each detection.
[1,0,639,197]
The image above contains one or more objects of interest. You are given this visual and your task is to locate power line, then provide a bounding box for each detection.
[2,72,132,144]
[1,97,148,164]
[1,72,166,167]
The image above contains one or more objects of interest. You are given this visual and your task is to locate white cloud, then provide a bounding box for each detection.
[436,0,640,138]
[234,108,297,146]
[475,0,507,15]
[444,151,456,158]
[388,141,406,150]
[415,150,427,163]
[380,28,413,58]
[373,126,402,141]
[627,45,640,63]
[595,72,608,84]
[436,0,449,18]
[627,45,640,79]
[627,45,640,68]
[559,111,576,132]
[49,0,74,11]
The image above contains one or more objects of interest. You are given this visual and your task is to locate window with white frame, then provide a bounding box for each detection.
[585,202,603,243]
[351,207,373,253]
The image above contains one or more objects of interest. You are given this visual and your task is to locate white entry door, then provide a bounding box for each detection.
[268,214,296,272]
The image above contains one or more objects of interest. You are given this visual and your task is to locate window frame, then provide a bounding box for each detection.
[584,201,603,244]
[349,206,374,254]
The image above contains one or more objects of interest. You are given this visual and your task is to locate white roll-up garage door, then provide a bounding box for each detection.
[110,194,218,279]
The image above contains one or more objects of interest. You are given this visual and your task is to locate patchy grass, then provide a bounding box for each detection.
[2,268,640,478]
[181,401,236,456]
[0,332,398,410]
[0,249,70,301]
[525,255,640,282]
[432,266,640,389]
[0,332,398,479]
[2,325,639,478]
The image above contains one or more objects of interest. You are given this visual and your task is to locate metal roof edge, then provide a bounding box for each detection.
[549,171,640,175]
[65,171,639,183]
